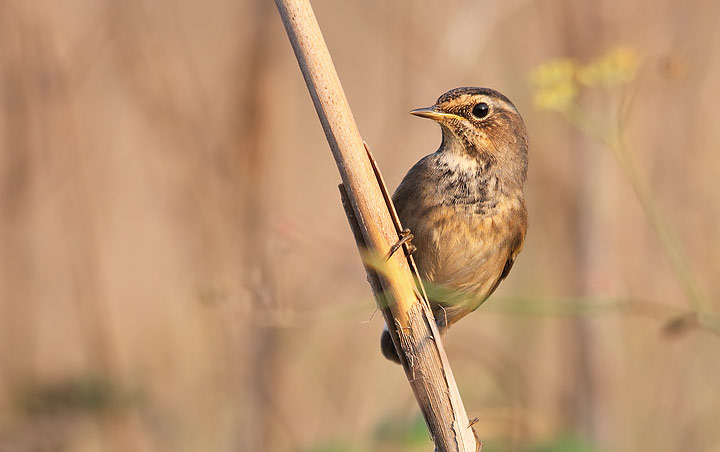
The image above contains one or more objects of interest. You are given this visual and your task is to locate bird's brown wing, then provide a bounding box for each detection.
[484,231,524,300]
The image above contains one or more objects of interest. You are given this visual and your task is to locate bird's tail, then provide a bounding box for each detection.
[380,326,402,364]
[380,305,457,364]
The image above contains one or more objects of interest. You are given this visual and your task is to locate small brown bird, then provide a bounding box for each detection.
[381,87,528,363]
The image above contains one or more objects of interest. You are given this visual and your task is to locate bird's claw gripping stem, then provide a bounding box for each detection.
[387,228,416,260]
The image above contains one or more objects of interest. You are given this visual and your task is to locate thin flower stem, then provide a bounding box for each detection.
[603,133,707,314]
[565,105,710,322]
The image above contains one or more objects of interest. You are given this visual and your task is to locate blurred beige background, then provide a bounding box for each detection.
[1,1,719,451]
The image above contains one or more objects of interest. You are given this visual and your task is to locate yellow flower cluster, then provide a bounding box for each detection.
[529,47,639,112]
[528,58,577,112]
[578,47,639,87]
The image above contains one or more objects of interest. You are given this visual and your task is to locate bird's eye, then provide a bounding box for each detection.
[472,102,490,119]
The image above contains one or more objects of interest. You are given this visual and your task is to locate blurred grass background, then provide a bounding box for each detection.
[1,1,719,451]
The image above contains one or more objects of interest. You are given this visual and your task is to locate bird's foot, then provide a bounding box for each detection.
[386,228,416,260]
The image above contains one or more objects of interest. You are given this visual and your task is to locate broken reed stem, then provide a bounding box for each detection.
[274,0,479,450]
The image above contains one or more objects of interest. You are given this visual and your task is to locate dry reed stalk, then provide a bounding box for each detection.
[274,0,479,450]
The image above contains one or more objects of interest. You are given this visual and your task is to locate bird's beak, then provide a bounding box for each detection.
[410,106,458,121]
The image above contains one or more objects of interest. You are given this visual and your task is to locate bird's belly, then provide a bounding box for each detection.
[405,204,512,299]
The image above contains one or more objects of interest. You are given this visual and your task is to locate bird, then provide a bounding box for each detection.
[381,87,528,364]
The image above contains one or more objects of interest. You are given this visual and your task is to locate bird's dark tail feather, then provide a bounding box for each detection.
[380,328,402,364]
[381,308,454,364]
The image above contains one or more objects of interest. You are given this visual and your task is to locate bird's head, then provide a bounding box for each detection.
[411,87,528,183]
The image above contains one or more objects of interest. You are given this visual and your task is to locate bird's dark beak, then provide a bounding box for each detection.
[410,106,458,121]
